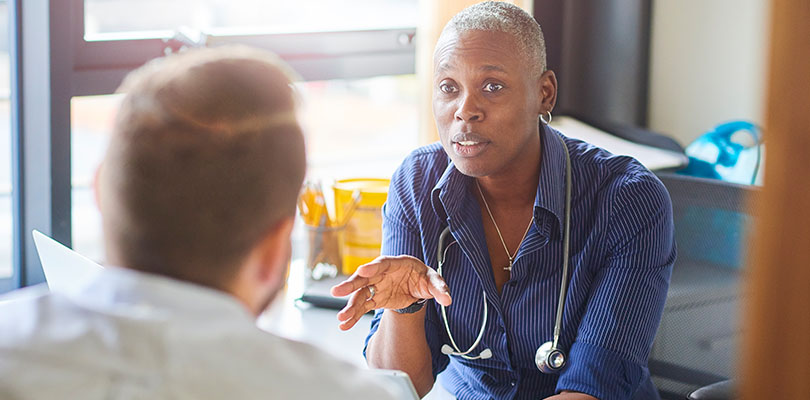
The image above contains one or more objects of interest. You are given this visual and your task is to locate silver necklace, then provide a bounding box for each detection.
[476,181,534,271]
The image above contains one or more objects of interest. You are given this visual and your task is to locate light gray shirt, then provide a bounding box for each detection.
[0,267,397,400]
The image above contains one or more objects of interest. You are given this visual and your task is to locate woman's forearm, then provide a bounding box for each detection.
[366,308,435,397]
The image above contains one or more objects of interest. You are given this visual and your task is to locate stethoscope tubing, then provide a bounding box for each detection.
[436,132,572,367]
[552,133,572,349]
[438,230,490,359]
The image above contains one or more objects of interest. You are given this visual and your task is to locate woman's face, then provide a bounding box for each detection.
[432,29,554,179]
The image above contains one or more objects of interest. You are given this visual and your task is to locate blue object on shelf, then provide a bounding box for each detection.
[678,121,762,185]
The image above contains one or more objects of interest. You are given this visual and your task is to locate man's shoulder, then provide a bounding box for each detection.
[225,333,399,399]
[0,285,59,344]
[0,291,398,400]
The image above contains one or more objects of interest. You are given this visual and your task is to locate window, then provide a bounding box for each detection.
[6,0,418,289]
[299,75,418,180]
[71,94,121,262]
[0,0,13,283]
[84,0,417,39]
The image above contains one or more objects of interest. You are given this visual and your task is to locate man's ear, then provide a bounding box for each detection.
[538,70,558,115]
[254,216,295,284]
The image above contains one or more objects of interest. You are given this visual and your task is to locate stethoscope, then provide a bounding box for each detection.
[437,133,573,374]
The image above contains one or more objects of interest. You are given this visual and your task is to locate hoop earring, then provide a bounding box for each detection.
[540,110,553,125]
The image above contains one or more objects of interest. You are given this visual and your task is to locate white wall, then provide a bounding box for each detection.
[648,0,769,145]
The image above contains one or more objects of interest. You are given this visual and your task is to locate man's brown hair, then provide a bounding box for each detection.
[99,46,306,289]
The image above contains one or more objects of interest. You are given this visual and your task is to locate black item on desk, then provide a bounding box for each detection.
[297,274,375,314]
[298,293,348,311]
[298,274,347,310]
[297,294,374,315]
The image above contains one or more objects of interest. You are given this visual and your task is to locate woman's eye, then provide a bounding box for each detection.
[440,83,457,94]
[483,83,503,92]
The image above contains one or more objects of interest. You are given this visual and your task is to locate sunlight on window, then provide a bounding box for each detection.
[84,0,417,39]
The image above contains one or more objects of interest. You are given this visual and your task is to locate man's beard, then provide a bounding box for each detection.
[256,243,292,314]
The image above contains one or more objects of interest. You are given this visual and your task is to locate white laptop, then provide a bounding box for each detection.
[32,230,103,293]
[368,369,421,400]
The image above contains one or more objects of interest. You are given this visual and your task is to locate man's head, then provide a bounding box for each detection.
[433,1,557,178]
[97,47,306,312]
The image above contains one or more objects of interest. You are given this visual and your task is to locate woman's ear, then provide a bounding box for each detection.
[538,70,558,115]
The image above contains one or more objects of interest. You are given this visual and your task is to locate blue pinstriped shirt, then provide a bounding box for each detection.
[366,126,676,400]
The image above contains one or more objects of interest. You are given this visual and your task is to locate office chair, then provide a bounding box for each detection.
[650,173,757,400]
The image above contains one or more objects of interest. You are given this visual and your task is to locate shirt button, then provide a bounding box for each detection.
[510,381,516,387]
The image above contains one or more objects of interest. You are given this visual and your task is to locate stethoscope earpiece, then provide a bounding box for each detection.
[478,348,493,360]
[441,344,492,360]
[535,341,566,373]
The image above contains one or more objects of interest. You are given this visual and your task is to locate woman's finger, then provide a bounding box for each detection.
[355,255,423,278]
[332,256,400,296]
[426,271,452,306]
[354,257,393,278]
[337,286,369,321]
[330,274,369,297]
[337,287,377,331]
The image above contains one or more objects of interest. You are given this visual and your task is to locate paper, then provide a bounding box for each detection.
[551,116,688,171]
[32,230,104,293]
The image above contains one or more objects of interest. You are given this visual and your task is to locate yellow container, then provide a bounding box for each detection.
[333,178,390,275]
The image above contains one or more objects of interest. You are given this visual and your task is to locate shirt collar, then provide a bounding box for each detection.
[430,124,569,236]
[431,158,472,223]
[70,266,255,324]
[536,124,568,237]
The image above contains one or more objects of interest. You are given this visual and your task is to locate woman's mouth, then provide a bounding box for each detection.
[452,140,489,157]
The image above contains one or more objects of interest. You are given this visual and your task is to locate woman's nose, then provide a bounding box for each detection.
[454,93,484,122]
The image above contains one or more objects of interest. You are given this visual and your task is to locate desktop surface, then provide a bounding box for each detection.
[259,260,455,399]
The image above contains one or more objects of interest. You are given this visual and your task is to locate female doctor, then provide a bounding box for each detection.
[331,3,675,399]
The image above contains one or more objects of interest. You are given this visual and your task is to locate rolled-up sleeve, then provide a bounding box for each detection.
[556,174,676,399]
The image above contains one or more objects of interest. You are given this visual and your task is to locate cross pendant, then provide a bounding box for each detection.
[504,260,513,271]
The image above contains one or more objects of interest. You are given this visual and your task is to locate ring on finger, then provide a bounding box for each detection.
[366,285,377,301]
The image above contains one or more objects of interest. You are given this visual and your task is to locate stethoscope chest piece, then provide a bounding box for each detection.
[535,341,566,373]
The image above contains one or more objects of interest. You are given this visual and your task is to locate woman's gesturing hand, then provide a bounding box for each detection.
[330,255,452,330]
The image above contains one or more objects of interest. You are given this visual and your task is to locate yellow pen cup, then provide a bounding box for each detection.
[333,178,390,275]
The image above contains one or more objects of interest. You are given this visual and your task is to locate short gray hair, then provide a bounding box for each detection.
[440,1,547,75]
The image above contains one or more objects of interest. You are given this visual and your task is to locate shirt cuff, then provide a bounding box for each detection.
[555,341,645,400]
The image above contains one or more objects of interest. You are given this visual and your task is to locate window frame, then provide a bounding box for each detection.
[72,0,416,95]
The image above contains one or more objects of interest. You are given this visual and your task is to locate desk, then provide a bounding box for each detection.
[258,260,455,399]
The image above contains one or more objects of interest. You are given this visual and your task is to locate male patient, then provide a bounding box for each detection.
[0,47,396,399]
